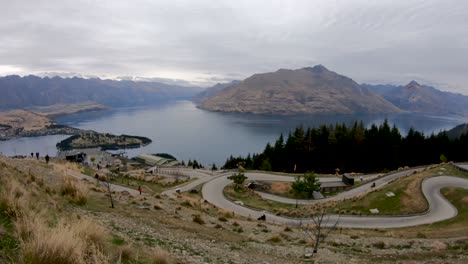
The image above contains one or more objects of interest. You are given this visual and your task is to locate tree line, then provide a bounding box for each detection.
[222,120,468,173]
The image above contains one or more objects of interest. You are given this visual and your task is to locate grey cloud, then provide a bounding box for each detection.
[0,0,467,94]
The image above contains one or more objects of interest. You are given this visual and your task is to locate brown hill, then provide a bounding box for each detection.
[199,65,400,115]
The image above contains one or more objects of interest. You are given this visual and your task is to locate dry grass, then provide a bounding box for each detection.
[0,178,27,219]
[0,161,111,264]
[61,176,88,205]
[218,209,234,218]
[270,182,291,194]
[19,218,111,264]
[150,249,172,264]
[192,214,205,225]
[118,244,134,262]
[268,234,282,243]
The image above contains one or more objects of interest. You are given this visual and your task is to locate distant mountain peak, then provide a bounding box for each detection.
[407,80,421,86]
[199,65,400,115]
[303,64,329,73]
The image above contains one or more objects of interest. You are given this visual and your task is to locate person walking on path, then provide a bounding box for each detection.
[45,154,50,164]
[138,186,142,195]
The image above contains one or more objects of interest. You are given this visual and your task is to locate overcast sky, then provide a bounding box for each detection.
[1,0,467,93]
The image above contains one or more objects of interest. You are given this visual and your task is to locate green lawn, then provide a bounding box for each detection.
[433,187,468,227]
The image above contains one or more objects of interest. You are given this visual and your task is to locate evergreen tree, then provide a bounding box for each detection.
[291,172,321,199]
[227,173,247,191]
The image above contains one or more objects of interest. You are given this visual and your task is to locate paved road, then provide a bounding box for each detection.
[201,168,468,228]
[455,163,468,172]
[208,169,423,205]
[54,161,468,228]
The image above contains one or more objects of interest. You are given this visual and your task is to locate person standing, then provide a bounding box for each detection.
[45,154,50,164]
[138,186,142,195]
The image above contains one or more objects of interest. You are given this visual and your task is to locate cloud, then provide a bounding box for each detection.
[0,0,467,93]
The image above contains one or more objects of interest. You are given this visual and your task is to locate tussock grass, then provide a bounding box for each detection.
[192,214,205,225]
[268,234,282,243]
[61,176,88,205]
[118,244,134,262]
[150,248,172,264]
[13,210,110,264]
[0,162,111,264]
[0,178,27,220]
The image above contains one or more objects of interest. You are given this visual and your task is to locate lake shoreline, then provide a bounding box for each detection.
[1,101,468,166]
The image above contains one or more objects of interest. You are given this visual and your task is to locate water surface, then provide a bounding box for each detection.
[1,101,467,166]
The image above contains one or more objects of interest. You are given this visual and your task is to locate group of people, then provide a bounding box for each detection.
[30,152,49,163]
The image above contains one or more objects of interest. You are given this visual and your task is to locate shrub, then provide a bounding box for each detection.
[153,204,162,210]
[283,226,292,232]
[218,209,234,218]
[416,232,427,238]
[268,234,281,243]
[192,214,205,225]
[372,241,386,249]
[232,221,239,227]
[181,201,192,207]
[218,216,228,222]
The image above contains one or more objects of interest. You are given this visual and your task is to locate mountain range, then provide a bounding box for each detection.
[2,66,468,117]
[198,65,400,115]
[0,75,202,110]
[198,65,468,116]
[362,82,468,116]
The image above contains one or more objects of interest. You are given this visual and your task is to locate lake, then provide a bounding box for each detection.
[1,101,467,167]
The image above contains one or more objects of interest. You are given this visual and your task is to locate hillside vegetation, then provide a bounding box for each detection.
[1,157,468,263]
[223,121,468,173]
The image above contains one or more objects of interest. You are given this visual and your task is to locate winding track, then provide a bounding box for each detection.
[58,159,468,229]
[200,167,468,228]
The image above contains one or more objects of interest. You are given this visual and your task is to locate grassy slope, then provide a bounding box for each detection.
[0,158,172,264]
[334,164,468,215]
[228,164,468,216]
[1,158,303,263]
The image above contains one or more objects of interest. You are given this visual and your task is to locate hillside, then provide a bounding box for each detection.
[199,65,400,115]
[192,80,240,103]
[0,75,203,110]
[446,123,468,139]
[363,81,468,116]
[1,156,467,263]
